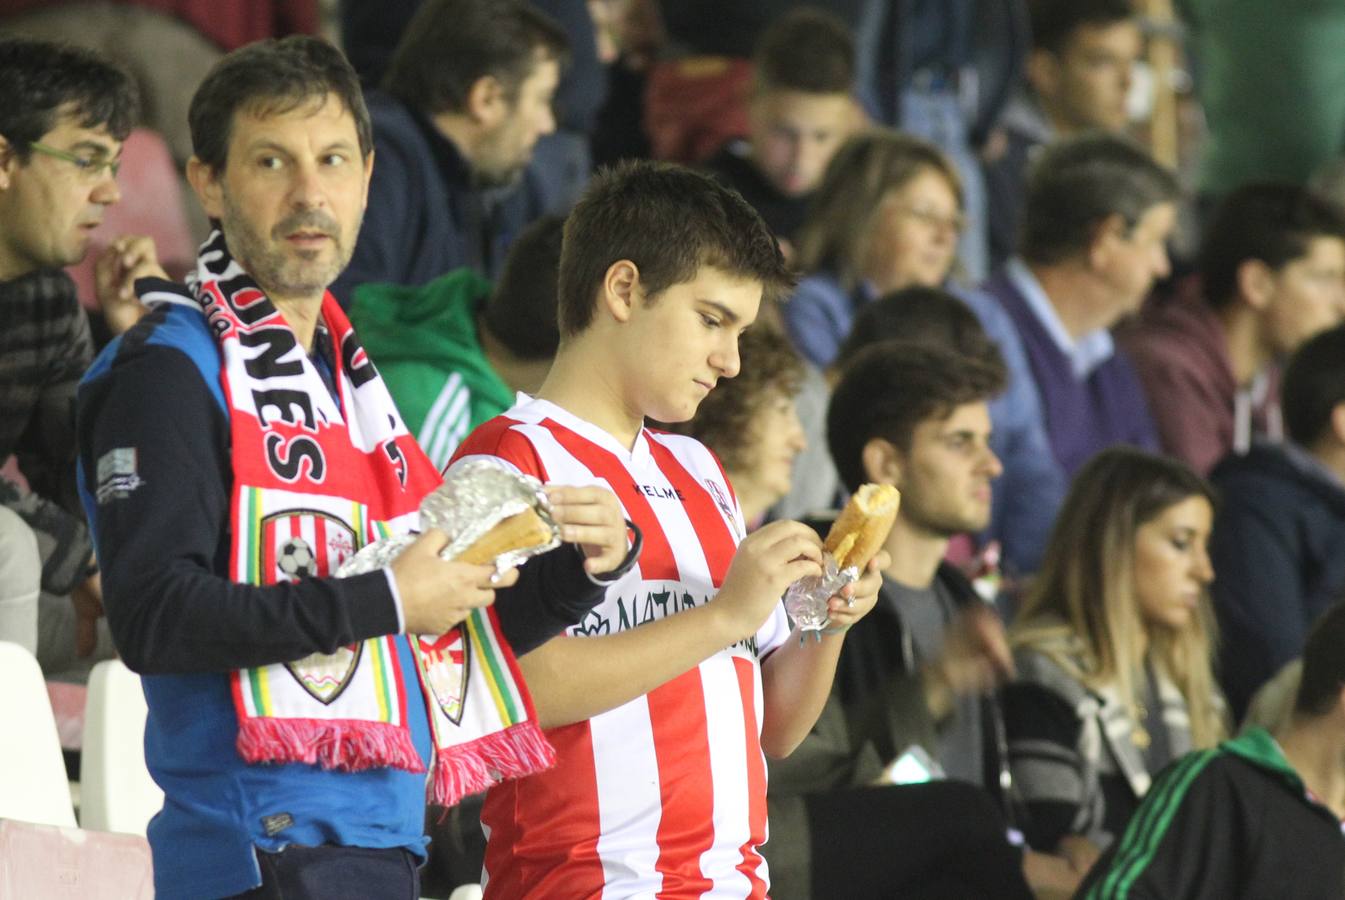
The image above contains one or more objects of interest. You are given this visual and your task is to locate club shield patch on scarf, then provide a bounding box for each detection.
[417,629,470,725]
[177,231,553,806]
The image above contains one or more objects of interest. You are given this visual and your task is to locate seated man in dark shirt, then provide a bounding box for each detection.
[703,7,864,256]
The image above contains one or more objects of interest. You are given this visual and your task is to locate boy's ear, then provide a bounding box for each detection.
[600,259,640,324]
[0,135,16,191]
[1236,258,1276,310]
[1329,402,1345,448]
[861,437,902,487]
[186,156,224,221]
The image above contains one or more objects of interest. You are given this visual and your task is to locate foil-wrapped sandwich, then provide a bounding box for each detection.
[784,483,901,635]
[338,458,562,576]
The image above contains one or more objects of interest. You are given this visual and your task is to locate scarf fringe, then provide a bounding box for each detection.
[429,721,557,807]
[237,716,426,773]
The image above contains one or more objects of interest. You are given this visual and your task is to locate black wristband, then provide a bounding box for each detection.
[588,519,643,584]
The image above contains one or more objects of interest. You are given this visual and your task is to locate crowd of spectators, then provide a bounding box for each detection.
[4,0,1345,898]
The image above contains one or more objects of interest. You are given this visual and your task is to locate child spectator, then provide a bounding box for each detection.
[452,159,887,898]
[981,133,1174,477]
[1122,183,1345,474]
[703,7,865,253]
[1079,599,1345,900]
[350,215,566,471]
[1004,448,1226,882]
[1209,324,1345,721]
[667,325,808,528]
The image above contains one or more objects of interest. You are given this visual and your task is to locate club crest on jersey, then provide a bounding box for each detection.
[704,478,741,538]
[286,643,362,705]
[418,628,470,725]
[262,511,358,583]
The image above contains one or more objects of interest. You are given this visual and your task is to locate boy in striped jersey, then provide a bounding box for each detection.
[454,160,889,898]
[1078,601,1345,899]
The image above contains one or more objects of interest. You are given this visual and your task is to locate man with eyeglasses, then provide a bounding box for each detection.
[0,36,156,676]
[976,133,1173,478]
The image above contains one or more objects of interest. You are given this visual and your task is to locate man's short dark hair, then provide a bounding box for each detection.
[557,160,793,338]
[827,342,1007,494]
[1281,323,1345,447]
[0,37,138,162]
[1020,133,1180,265]
[836,286,1006,375]
[1028,0,1136,56]
[485,215,566,361]
[383,0,570,115]
[754,7,855,95]
[189,36,372,171]
[1200,183,1345,310]
[1294,599,1345,716]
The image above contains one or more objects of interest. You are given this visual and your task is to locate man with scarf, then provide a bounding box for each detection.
[76,36,635,900]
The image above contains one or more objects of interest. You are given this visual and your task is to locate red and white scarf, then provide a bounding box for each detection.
[168,231,554,805]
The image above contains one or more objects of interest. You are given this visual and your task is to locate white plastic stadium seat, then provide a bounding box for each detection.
[448,886,484,900]
[0,819,153,898]
[0,641,77,827]
[80,659,163,834]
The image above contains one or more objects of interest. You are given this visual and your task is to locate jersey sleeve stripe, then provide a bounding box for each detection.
[542,418,680,582]
[647,437,736,587]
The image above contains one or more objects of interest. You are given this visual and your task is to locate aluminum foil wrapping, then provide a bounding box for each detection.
[783,555,859,632]
[337,458,561,577]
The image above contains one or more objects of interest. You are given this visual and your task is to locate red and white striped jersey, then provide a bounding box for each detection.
[452,396,790,899]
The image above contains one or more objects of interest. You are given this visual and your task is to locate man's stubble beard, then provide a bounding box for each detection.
[219,189,363,297]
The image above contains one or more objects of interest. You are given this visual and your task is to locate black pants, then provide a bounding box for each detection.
[806,780,1033,900]
[227,844,421,900]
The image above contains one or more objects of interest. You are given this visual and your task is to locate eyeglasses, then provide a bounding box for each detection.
[27,142,121,180]
[894,204,966,234]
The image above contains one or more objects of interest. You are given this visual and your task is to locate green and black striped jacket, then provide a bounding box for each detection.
[1077,727,1345,899]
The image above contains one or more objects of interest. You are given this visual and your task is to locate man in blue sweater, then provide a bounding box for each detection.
[978,133,1172,476]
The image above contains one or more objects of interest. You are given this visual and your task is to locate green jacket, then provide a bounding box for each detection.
[349,270,516,471]
[1078,727,1345,899]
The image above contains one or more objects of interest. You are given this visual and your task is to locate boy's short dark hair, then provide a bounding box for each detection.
[836,286,1006,375]
[485,214,566,361]
[383,0,569,115]
[1281,323,1345,447]
[1028,0,1136,56]
[557,160,793,338]
[1020,133,1180,265]
[1294,599,1345,716]
[827,342,1007,494]
[754,7,855,95]
[0,37,138,161]
[670,325,805,472]
[189,36,371,171]
[1200,183,1345,310]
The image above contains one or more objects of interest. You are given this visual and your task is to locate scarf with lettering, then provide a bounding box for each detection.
[162,230,554,806]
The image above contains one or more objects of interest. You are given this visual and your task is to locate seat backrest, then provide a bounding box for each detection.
[80,660,162,835]
[0,642,76,827]
[0,819,153,899]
